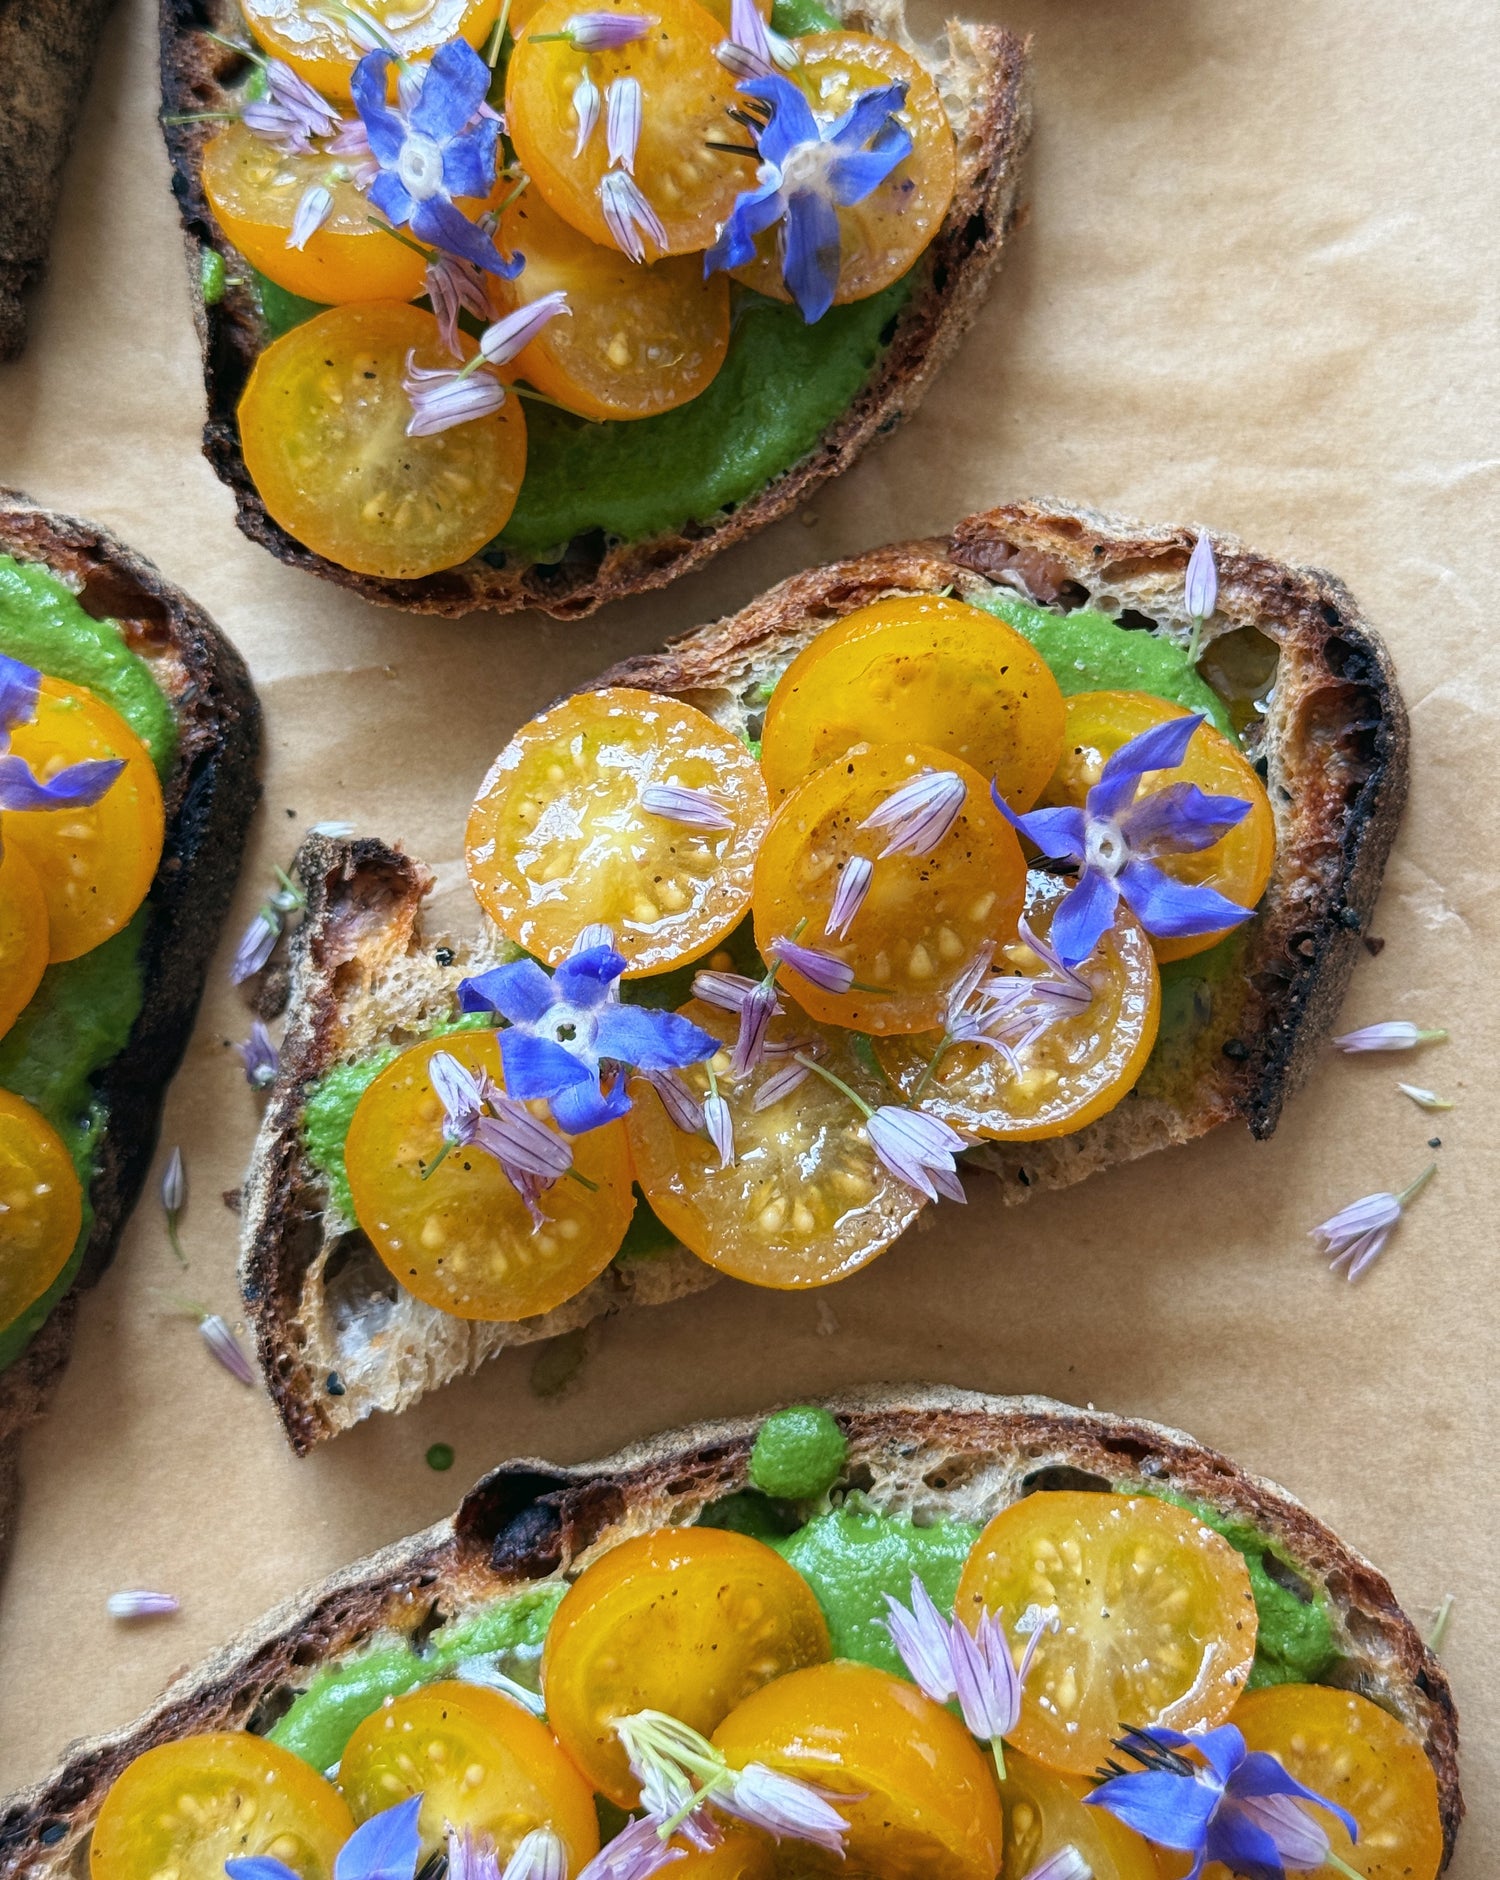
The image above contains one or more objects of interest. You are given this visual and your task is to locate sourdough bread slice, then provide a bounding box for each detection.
[157,0,1030,617]
[240,501,1406,1452]
[0,490,261,1562]
[0,1386,1462,1871]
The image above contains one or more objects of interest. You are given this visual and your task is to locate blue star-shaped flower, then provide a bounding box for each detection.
[228,1797,422,1880]
[992,712,1256,969]
[459,945,718,1134]
[0,652,123,811]
[704,72,912,323]
[351,39,519,279]
[1088,1724,1359,1880]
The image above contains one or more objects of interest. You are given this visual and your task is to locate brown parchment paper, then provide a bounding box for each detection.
[0,0,1495,1863]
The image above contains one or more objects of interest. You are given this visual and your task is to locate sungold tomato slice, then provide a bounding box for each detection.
[759,595,1066,810]
[956,1492,1258,1777]
[239,0,502,100]
[496,189,731,420]
[876,870,1160,1141]
[997,1753,1161,1880]
[543,1526,831,1807]
[507,0,769,29]
[624,998,924,1288]
[0,843,48,1037]
[713,1661,1004,1880]
[344,1031,634,1320]
[466,687,770,974]
[0,1090,82,1328]
[1171,1685,1444,1880]
[338,1682,600,1867]
[4,677,164,963]
[730,32,956,309]
[1042,691,1276,964]
[238,302,527,580]
[751,742,1026,1035]
[506,0,744,258]
[90,1733,353,1880]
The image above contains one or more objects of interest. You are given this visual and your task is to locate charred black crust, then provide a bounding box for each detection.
[157,0,1032,617]
[0,491,261,1555]
[0,1391,1463,1873]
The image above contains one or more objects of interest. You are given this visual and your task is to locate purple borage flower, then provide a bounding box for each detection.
[704,72,912,323]
[1087,1723,1361,1880]
[992,714,1255,970]
[458,946,717,1134]
[1309,1164,1436,1282]
[352,39,518,278]
[0,652,123,815]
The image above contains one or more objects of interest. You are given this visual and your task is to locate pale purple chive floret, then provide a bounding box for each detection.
[326,113,380,187]
[992,713,1255,970]
[768,936,854,994]
[572,921,618,954]
[0,651,124,811]
[714,0,792,80]
[459,947,717,1134]
[729,978,779,1077]
[1309,1165,1435,1282]
[481,292,571,366]
[572,69,603,158]
[1025,1851,1091,1880]
[1332,1020,1448,1052]
[429,1049,573,1223]
[861,769,966,858]
[1185,531,1218,622]
[825,854,872,939]
[576,1819,686,1880]
[692,969,765,1011]
[106,1590,180,1620]
[199,1313,256,1386]
[403,356,509,436]
[606,75,643,172]
[943,921,1092,1074]
[646,1068,705,1133]
[161,1145,186,1216]
[238,1020,280,1089]
[1087,1723,1358,1879]
[229,908,280,983]
[640,781,735,831]
[752,1058,810,1110]
[288,183,335,250]
[242,57,341,153]
[501,1830,569,1880]
[550,11,652,51]
[883,1574,1046,1762]
[600,168,667,262]
[867,1106,967,1203]
[352,39,519,278]
[427,247,496,357]
[713,1764,848,1852]
[704,72,912,323]
[703,1092,735,1167]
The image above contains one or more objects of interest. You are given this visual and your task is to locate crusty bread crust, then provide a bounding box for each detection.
[0,1388,1461,1872]
[157,0,1031,617]
[240,501,1406,1452]
[0,491,262,1565]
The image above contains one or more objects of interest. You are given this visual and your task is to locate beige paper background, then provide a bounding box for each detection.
[0,0,1495,1865]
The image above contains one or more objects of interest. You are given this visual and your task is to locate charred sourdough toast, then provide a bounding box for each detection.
[0,1387,1462,1871]
[240,500,1406,1453]
[0,490,261,1557]
[158,0,1031,618]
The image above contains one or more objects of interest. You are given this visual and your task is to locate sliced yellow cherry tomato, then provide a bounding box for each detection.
[508,0,769,28]
[730,32,956,309]
[760,595,1066,810]
[239,0,502,100]
[998,1753,1161,1880]
[544,1526,831,1807]
[0,1090,82,1328]
[625,996,924,1287]
[713,1661,1004,1880]
[496,188,730,419]
[90,1732,353,1880]
[0,842,48,1038]
[506,0,745,258]
[955,1492,1258,1777]
[338,1682,600,1867]
[751,742,1026,1035]
[204,123,431,303]
[1177,1685,1443,1880]
[655,1831,776,1879]
[4,677,164,963]
[238,301,527,580]
[875,870,1160,1140]
[1041,691,1275,965]
[466,687,770,974]
[344,1031,634,1320]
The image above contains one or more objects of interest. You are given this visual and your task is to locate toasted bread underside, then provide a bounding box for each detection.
[0,0,113,360]
[0,491,262,1564]
[0,1387,1462,1872]
[241,501,1407,1453]
[157,0,1030,617]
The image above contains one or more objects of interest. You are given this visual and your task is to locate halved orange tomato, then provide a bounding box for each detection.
[0,842,48,1036]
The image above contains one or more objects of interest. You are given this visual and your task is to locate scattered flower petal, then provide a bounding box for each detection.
[427,247,496,356]
[1027,1849,1091,1880]
[1309,1165,1435,1282]
[713,1762,848,1853]
[692,969,765,1011]
[288,183,334,249]
[200,1312,256,1386]
[751,1060,810,1110]
[606,75,643,171]
[825,855,872,939]
[333,1795,425,1880]
[480,291,571,367]
[243,57,342,153]
[1333,1021,1448,1052]
[403,355,508,436]
[576,1818,686,1880]
[645,1069,705,1133]
[500,1829,568,1880]
[1185,532,1218,622]
[867,1106,967,1203]
[768,936,854,994]
[309,818,356,837]
[572,69,602,157]
[238,1019,280,1089]
[229,908,281,983]
[161,1145,186,1216]
[715,0,776,78]
[703,1092,735,1167]
[599,167,667,261]
[729,978,779,1078]
[1397,1083,1453,1112]
[640,781,735,831]
[107,1589,180,1620]
[547,10,652,50]
[861,769,966,858]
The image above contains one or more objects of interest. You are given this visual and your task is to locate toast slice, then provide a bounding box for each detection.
[0,490,261,1560]
[240,500,1406,1452]
[0,1386,1462,1870]
[0,0,114,359]
[157,0,1031,618]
